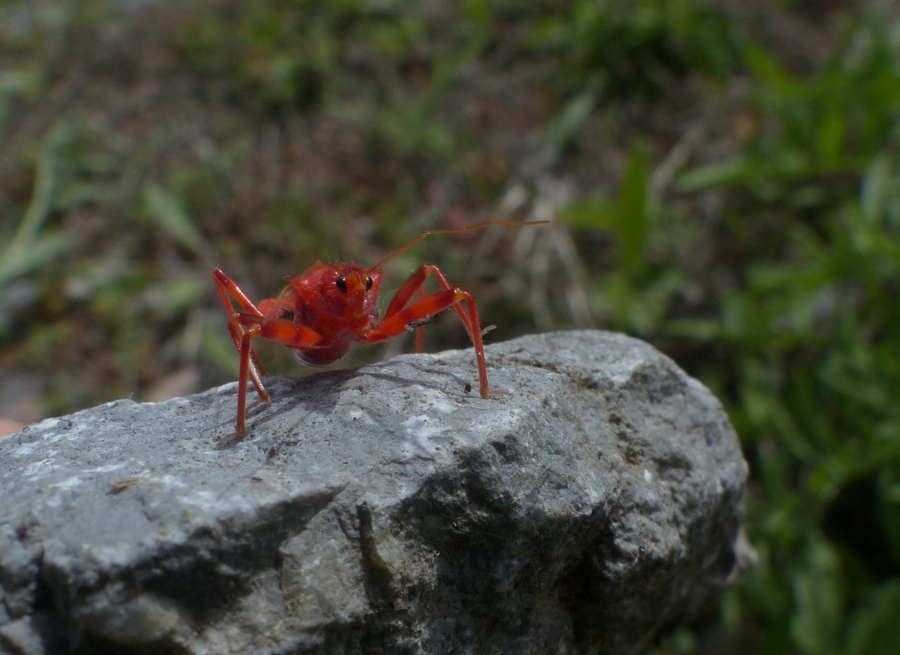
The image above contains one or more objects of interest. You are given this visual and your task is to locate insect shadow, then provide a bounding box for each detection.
[225,359,480,445]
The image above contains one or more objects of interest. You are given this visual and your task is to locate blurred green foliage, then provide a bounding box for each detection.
[2,0,899,653]
[0,122,76,290]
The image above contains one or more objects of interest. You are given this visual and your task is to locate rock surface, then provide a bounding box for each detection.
[0,331,749,655]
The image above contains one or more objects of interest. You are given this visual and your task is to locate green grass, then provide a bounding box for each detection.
[2,0,899,652]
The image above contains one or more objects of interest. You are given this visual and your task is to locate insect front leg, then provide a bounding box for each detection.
[217,315,327,447]
[382,265,477,346]
[213,269,269,400]
[366,270,490,399]
[217,322,267,447]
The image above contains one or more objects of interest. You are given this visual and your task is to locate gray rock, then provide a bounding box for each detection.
[0,330,750,655]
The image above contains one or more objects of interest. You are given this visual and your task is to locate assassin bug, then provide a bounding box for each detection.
[213,220,549,446]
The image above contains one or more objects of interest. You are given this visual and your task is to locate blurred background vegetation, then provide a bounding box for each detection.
[2,0,899,652]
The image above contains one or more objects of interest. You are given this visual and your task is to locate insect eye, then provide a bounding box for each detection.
[366,276,373,291]
[335,276,348,293]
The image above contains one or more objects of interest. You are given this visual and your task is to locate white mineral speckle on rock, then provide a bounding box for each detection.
[51,475,83,490]
[12,441,37,457]
[32,417,63,432]
[401,415,455,458]
[23,456,58,479]
[473,407,523,434]
[346,408,375,424]
[84,463,127,474]
[417,389,456,414]
[401,415,430,430]
[153,474,188,488]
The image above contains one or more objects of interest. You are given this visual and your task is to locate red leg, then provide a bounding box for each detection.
[414,285,426,353]
[214,269,269,396]
[213,269,327,445]
[217,323,264,447]
[218,315,327,445]
[383,265,476,340]
[366,266,490,399]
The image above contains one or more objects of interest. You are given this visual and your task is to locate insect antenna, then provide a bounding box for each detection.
[367,220,550,273]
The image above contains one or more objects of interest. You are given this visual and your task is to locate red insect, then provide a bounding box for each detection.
[213,220,548,446]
